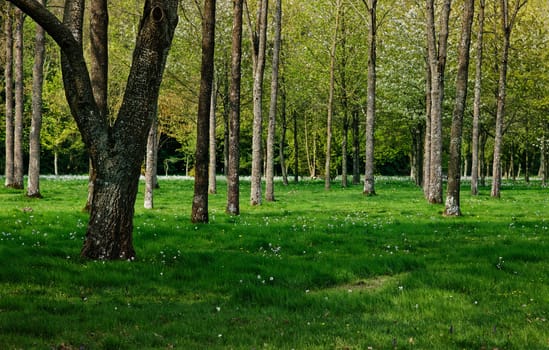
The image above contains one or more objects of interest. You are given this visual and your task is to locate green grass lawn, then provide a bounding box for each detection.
[1,176,548,349]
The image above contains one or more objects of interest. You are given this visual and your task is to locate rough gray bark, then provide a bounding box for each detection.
[279,83,289,186]
[8,0,178,259]
[352,109,360,185]
[425,0,451,204]
[363,0,377,196]
[422,50,431,197]
[13,8,25,190]
[226,0,243,215]
[208,79,218,195]
[324,0,340,190]
[192,0,216,223]
[339,8,349,188]
[4,5,15,188]
[249,0,268,205]
[265,0,282,202]
[444,0,474,216]
[144,117,158,209]
[27,0,46,198]
[471,0,485,196]
[491,0,526,198]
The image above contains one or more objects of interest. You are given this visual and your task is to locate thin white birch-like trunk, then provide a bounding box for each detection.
[208,79,217,194]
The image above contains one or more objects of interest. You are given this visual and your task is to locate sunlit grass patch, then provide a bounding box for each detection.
[1,177,549,348]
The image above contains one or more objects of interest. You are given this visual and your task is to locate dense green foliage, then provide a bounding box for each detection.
[1,177,548,348]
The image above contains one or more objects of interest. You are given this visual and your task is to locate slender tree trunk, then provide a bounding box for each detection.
[352,108,360,185]
[426,0,451,204]
[13,8,25,190]
[208,79,218,194]
[339,9,349,188]
[411,122,424,186]
[279,83,289,186]
[27,0,46,198]
[5,5,15,188]
[471,0,485,196]
[144,117,158,209]
[491,0,526,197]
[422,51,431,197]
[226,0,243,215]
[249,0,268,205]
[444,0,474,216]
[325,0,340,190]
[266,0,282,201]
[363,0,377,196]
[293,109,299,182]
[192,0,216,223]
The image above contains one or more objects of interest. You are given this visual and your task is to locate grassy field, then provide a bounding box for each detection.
[1,176,548,349]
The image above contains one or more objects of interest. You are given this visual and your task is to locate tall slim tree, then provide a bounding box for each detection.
[363,0,377,196]
[226,0,244,215]
[265,0,282,202]
[13,8,25,190]
[192,0,216,223]
[4,4,15,188]
[491,0,527,198]
[208,79,218,194]
[249,0,269,205]
[27,0,46,198]
[325,0,341,190]
[425,0,451,204]
[444,0,475,216]
[8,0,179,259]
[471,0,486,196]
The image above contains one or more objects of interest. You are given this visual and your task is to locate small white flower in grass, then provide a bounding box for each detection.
[160,272,164,276]
[398,286,404,291]
[216,306,221,312]
[305,289,310,293]
[269,276,274,281]
[257,274,261,280]
[218,334,222,338]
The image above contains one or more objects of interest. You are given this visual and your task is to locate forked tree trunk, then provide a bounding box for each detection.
[266,0,282,201]
[444,0,474,216]
[27,0,46,198]
[5,5,15,188]
[191,0,216,223]
[226,0,244,215]
[471,0,485,196]
[13,8,25,190]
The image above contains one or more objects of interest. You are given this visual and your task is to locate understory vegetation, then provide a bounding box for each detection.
[1,177,548,349]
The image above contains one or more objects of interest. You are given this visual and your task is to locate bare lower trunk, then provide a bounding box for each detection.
[208,80,218,194]
[363,0,377,196]
[27,1,46,198]
[352,109,360,185]
[226,0,243,215]
[13,9,25,190]
[279,85,288,186]
[5,6,15,188]
[293,110,299,182]
[144,117,158,209]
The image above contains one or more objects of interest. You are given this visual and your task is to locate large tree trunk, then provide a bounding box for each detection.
[13,8,25,190]
[265,0,282,201]
[471,0,485,196]
[325,0,340,190]
[363,0,377,196]
[27,0,46,198]
[425,0,451,204]
[491,0,525,198]
[208,79,217,195]
[191,0,216,223]
[85,0,109,212]
[4,5,15,188]
[444,0,474,216]
[249,0,268,205]
[9,0,179,259]
[226,0,244,215]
